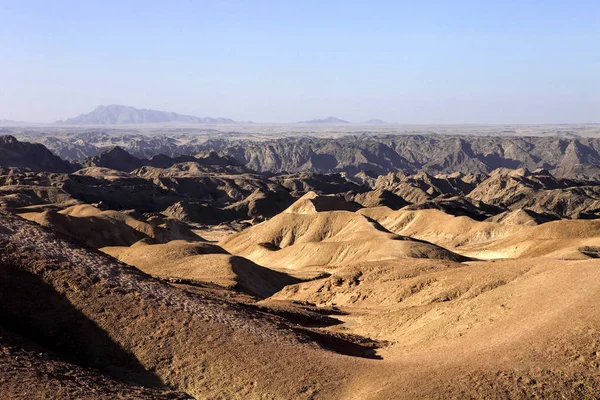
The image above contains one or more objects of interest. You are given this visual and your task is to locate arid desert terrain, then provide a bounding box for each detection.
[2,127,600,399]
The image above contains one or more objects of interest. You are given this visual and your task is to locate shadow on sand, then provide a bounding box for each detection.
[0,258,164,388]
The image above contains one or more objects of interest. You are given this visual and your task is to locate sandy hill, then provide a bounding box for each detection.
[350,187,410,210]
[273,258,468,308]
[220,195,468,272]
[102,240,299,298]
[19,204,201,248]
[0,210,366,398]
[284,191,362,214]
[360,206,600,260]
[73,166,136,180]
[458,218,600,259]
[486,208,559,226]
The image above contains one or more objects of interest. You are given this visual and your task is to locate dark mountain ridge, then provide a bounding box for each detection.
[0,135,76,173]
[13,133,600,180]
[4,134,600,224]
[202,135,600,180]
[81,146,247,173]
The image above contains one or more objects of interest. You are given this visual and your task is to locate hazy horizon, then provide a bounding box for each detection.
[2,1,599,124]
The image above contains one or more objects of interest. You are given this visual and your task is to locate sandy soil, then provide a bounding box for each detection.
[4,197,600,398]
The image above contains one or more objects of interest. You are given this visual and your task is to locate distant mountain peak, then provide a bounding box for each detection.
[298,116,350,124]
[360,119,388,124]
[56,105,235,125]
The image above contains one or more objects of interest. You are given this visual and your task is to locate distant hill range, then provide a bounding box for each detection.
[0,119,28,126]
[56,105,236,125]
[360,119,388,124]
[297,117,388,124]
[298,116,350,124]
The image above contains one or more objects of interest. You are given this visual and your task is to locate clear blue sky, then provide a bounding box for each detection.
[1,0,599,123]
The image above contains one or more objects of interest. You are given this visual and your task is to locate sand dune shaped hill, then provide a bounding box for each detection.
[459,219,600,259]
[220,195,468,272]
[351,187,410,210]
[19,204,202,248]
[283,191,363,214]
[486,208,559,226]
[359,207,516,246]
[102,240,299,298]
[359,206,600,259]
